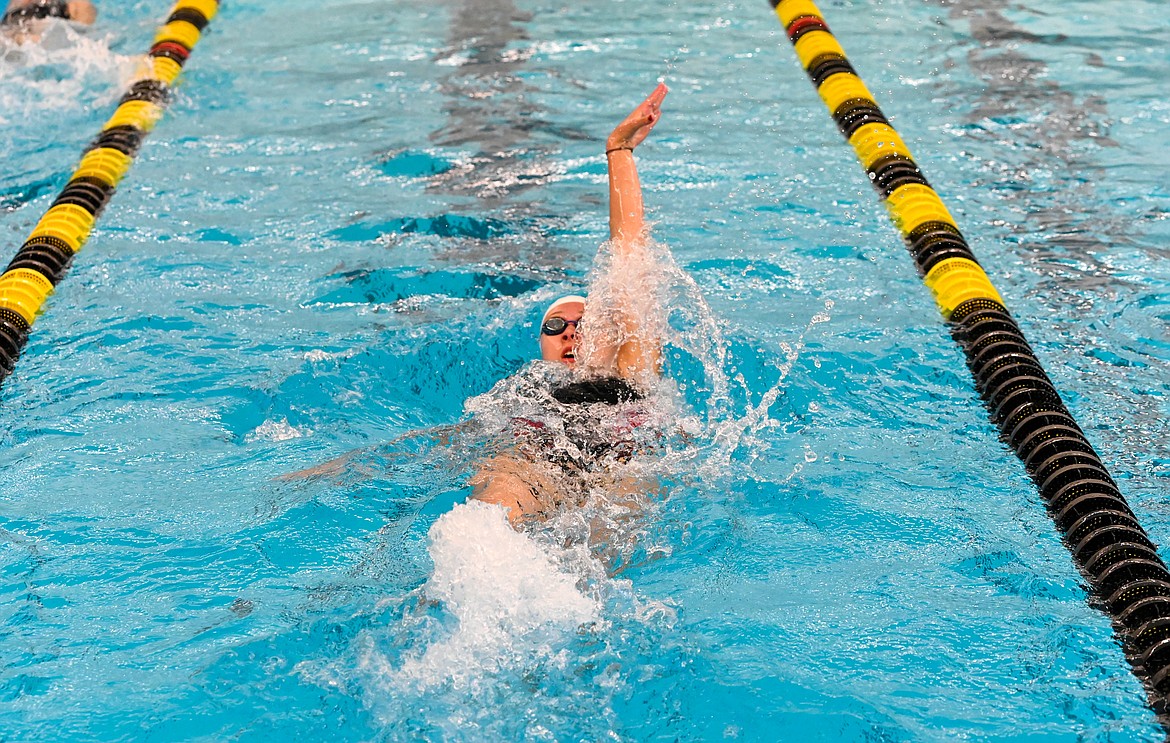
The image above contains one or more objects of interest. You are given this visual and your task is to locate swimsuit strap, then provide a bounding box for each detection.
[551,377,644,406]
[2,0,71,26]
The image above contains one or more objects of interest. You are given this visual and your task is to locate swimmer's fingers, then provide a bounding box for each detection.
[607,82,669,152]
[614,86,665,146]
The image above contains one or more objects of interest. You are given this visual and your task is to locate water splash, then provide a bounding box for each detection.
[323,232,817,736]
[580,234,731,421]
[347,501,625,739]
[701,298,834,475]
[379,500,599,692]
[245,418,311,444]
[0,22,135,124]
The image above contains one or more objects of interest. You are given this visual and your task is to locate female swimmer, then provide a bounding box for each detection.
[470,83,670,526]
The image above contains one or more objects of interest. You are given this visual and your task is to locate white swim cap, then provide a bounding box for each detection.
[542,295,586,321]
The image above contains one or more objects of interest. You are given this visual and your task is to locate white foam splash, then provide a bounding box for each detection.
[379,500,598,693]
[0,23,136,123]
[579,234,731,415]
[302,348,357,363]
[246,418,310,443]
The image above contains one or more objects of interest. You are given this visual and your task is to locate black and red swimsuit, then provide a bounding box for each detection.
[508,376,656,474]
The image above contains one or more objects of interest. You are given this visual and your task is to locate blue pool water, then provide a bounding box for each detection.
[2,0,1170,739]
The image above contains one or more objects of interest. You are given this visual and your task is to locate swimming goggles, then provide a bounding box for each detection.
[541,317,581,335]
[1,0,71,25]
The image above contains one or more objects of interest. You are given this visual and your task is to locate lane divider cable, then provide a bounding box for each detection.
[0,0,220,387]
[770,0,1170,712]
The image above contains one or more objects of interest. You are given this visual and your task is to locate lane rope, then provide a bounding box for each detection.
[771,0,1170,709]
[0,0,220,385]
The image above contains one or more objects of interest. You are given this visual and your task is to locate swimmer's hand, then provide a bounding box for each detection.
[606,82,668,153]
[67,1,97,25]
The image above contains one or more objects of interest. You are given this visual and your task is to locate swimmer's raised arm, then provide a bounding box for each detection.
[595,83,668,382]
[605,82,667,246]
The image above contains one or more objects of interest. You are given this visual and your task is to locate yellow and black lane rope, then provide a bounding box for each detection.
[0,0,219,384]
[772,0,1170,706]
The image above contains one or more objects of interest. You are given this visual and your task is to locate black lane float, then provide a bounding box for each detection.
[0,0,219,385]
[770,0,1170,710]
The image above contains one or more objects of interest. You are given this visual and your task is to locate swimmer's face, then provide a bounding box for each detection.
[539,301,584,366]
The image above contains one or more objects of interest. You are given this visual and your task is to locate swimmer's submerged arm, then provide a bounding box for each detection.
[276,423,470,484]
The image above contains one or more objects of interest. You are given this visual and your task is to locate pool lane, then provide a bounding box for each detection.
[0,0,219,389]
[772,0,1170,718]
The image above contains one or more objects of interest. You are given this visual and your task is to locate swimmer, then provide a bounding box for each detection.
[1,0,96,43]
[283,84,674,534]
[470,82,670,526]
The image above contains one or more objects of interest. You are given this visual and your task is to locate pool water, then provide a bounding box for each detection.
[2,0,1170,739]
